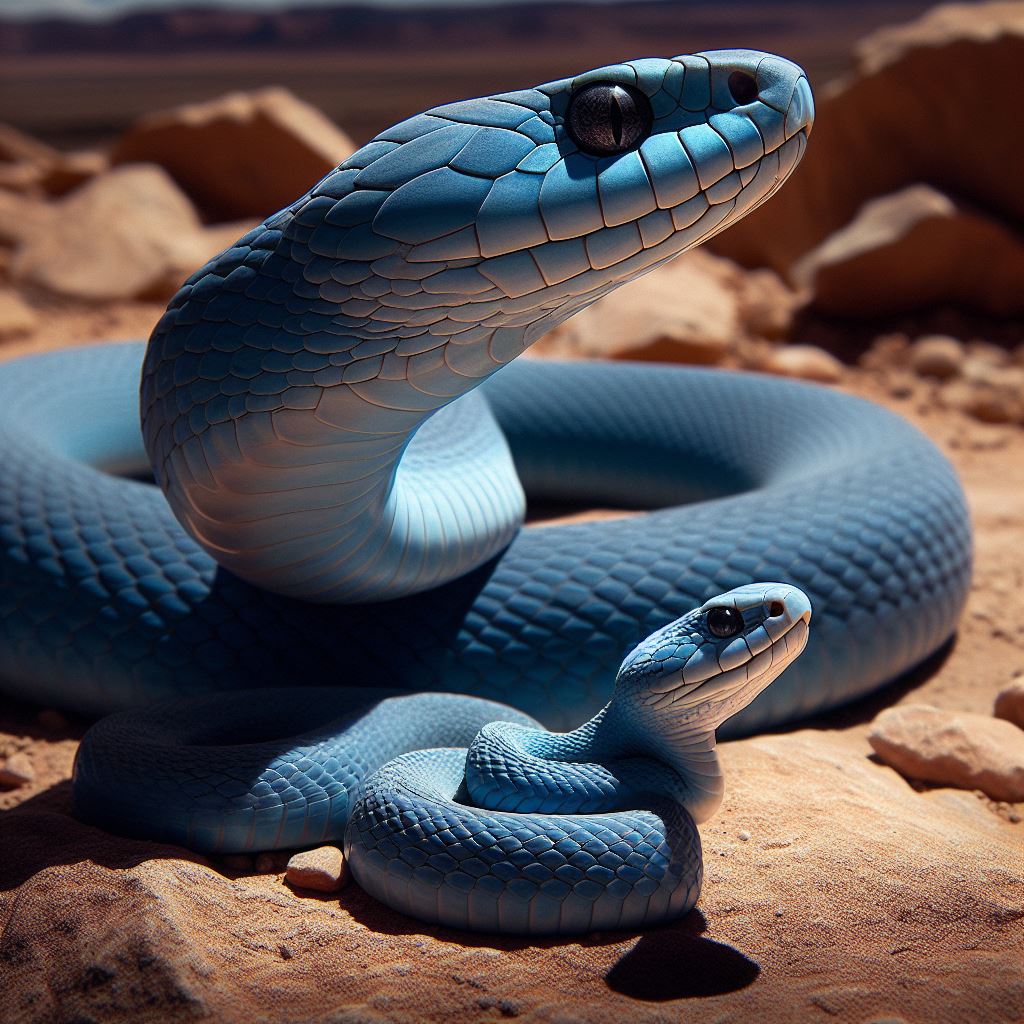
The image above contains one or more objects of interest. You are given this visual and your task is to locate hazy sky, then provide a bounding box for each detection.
[0,0,530,17]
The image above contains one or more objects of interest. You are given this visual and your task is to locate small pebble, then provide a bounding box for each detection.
[763,344,844,384]
[774,908,784,917]
[286,846,347,893]
[909,335,964,379]
[737,830,752,842]
[279,944,293,960]
[0,752,35,788]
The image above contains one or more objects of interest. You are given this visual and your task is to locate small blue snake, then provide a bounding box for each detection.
[0,50,971,935]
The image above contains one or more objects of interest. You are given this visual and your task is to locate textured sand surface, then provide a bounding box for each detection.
[1,328,1022,1023]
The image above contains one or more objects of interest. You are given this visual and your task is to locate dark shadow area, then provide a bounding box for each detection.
[605,910,760,1000]
[0,693,89,744]
[0,781,212,891]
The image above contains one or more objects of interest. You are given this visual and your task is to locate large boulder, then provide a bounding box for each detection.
[711,2,1024,273]
[10,164,253,302]
[111,87,357,220]
[794,184,1024,317]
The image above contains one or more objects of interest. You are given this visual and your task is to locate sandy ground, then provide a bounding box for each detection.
[0,300,1021,1024]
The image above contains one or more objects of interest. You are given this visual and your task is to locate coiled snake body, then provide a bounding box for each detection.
[0,50,971,934]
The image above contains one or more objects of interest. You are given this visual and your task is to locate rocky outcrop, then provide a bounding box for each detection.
[712,2,1024,274]
[794,185,1024,318]
[111,88,356,220]
[10,165,254,302]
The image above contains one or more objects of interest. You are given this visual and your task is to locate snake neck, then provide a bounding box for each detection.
[464,701,724,823]
[591,698,725,823]
[140,233,545,603]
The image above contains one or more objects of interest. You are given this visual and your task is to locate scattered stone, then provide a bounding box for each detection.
[868,704,1024,802]
[279,944,294,960]
[0,288,37,339]
[793,185,1024,319]
[938,370,1024,425]
[285,846,347,893]
[711,2,1024,272]
[994,678,1024,728]
[112,87,356,220]
[762,344,844,384]
[737,829,752,842]
[909,335,965,379]
[859,333,911,372]
[0,751,34,787]
[10,164,250,302]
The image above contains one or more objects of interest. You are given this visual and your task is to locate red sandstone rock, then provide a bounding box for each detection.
[711,2,1024,273]
[868,704,1024,801]
[111,87,356,220]
[793,185,1024,318]
[10,165,255,302]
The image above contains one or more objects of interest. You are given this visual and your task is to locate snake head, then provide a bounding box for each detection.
[249,50,814,372]
[613,583,812,734]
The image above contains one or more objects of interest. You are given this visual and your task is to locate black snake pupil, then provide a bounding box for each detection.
[566,82,653,156]
[707,607,743,639]
[610,94,623,146]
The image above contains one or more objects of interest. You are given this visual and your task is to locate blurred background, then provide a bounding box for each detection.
[0,0,1021,423]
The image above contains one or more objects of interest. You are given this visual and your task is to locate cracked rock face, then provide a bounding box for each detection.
[711,2,1024,279]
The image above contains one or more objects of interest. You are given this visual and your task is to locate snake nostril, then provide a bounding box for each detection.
[727,71,758,105]
[768,602,785,618]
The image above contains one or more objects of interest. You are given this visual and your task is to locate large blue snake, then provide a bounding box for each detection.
[0,50,971,935]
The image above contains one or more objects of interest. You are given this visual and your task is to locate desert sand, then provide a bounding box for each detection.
[1,3,1023,1022]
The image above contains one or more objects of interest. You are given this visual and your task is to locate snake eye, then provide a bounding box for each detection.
[727,71,758,105]
[707,607,744,639]
[566,82,653,156]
